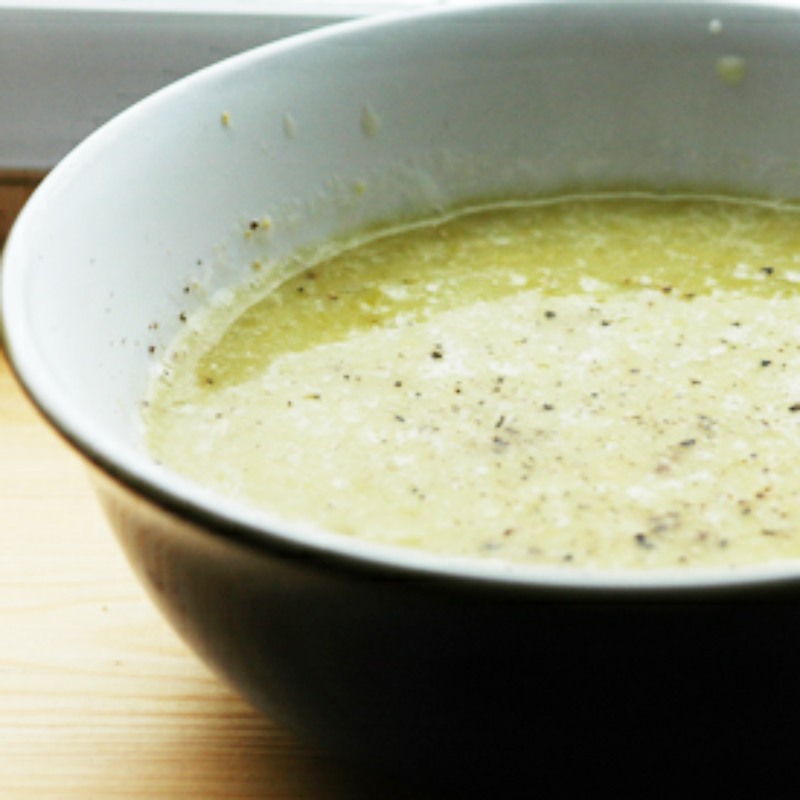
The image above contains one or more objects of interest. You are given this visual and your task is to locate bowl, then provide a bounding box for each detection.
[5,0,800,788]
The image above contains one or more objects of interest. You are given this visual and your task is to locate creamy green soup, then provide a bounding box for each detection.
[144,195,800,570]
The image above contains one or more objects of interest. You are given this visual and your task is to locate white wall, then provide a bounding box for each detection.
[0,2,438,168]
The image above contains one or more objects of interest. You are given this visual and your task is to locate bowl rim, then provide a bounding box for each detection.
[6,0,800,596]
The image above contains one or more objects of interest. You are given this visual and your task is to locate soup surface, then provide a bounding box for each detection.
[145,195,800,570]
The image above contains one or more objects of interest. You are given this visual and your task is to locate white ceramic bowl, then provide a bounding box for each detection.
[5,0,800,787]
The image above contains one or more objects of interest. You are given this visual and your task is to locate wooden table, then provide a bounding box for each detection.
[0,166,432,800]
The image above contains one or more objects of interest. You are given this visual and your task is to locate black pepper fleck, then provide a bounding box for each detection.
[634,533,654,549]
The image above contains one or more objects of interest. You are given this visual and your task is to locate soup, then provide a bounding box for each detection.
[144,194,800,570]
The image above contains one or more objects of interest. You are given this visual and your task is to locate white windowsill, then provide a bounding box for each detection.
[0,1,444,169]
[0,1,431,12]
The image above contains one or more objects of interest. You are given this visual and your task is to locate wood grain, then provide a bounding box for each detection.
[0,185,425,798]
[0,171,43,250]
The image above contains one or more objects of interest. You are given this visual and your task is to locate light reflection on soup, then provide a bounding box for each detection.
[144,194,800,570]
